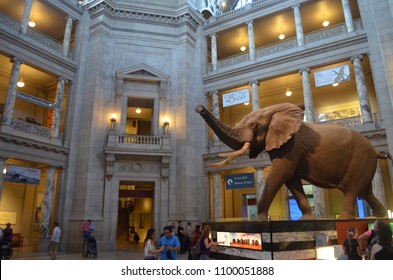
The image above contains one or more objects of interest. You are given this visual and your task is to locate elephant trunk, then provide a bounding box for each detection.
[195,105,245,150]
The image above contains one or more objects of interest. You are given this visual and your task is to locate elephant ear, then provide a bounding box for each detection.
[265,104,304,151]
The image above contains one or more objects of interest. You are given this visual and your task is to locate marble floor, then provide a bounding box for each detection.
[8,242,190,260]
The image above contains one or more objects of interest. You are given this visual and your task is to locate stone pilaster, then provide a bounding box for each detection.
[351,55,373,123]
[292,4,304,47]
[213,172,222,219]
[211,34,218,71]
[2,57,23,125]
[299,68,316,123]
[0,158,6,202]
[19,0,33,34]
[255,168,265,205]
[40,167,56,238]
[341,0,354,33]
[372,160,387,208]
[247,21,255,60]
[51,77,67,139]
[210,90,220,145]
[63,16,74,57]
[250,81,260,111]
[312,186,327,218]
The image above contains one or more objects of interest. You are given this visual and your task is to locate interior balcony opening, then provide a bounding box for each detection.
[126,97,154,136]
[0,54,69,139]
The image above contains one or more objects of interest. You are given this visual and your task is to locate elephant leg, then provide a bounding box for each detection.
[360,185,387,217]
[257,161,295,221]
[285,178,314,220]
[340,192,357,219]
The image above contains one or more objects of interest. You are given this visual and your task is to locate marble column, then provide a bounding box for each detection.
[211,34,218,71]
[63,16,74,57]
[312,186,327,218]
[51,78,66,139]
[299,68,316,123]
[250,81,260,111]
[40,167,56,238]
[255,168,265,205]
[0,158,6,202]
[247,21,255,60]
[372,160,387,208]
[341,0,354,33]
[210,90,220,145]
[19,0,33,34]
[213,173,223,219]
[351,55,373,123]
[292,4,305,47]
[2,57,23,126]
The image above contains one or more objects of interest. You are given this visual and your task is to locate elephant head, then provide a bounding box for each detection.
[195,103,304,166]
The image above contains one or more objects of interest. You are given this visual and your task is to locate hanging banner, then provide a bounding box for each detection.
[314,64,351,87]
[17,92,54,109]
[5,164,41,185]
[222,88,250,108]
[225,173,254,189]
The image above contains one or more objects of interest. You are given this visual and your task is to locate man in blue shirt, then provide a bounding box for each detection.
[158,225,180,260]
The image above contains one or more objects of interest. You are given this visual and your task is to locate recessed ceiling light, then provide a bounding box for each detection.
[279,33,285,40]
[136,108,141,114]
[28,20,36,27]
[323,19,330,27]
[240,45,246,52]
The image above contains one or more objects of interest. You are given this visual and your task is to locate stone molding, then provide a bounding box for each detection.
[88,2,202,31]
[117,161,160,174]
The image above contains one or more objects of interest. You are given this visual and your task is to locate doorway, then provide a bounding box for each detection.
[117,182,154,249]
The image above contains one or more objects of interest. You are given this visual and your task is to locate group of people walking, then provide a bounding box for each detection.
[342,220,393,260]
[144,223,222,260]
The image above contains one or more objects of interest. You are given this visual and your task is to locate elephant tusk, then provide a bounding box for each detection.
[208,142,250,168]
[218,142,250,158]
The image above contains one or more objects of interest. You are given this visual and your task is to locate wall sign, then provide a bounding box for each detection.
[17,91,54,109]
[225,173,254,189]
[314,64,350,87]
[222,88,250,108]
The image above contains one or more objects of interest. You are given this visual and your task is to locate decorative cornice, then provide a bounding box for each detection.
[88,2,202,31]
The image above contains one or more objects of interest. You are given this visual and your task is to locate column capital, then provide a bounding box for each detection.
[291,3,300,9]
[249,80,260,86]
[209,33,217,38]
[246,20,253,25]
[58,77,68,83]
[209,90,219,96]
[65,15,74,21]
[299,68,310,75]
[10,57,24,64]
[350,54,363,63]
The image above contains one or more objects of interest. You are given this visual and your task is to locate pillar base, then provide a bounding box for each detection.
[33,237,50,253]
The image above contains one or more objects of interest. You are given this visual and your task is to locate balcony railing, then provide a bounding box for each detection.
[317,116,362,127]
[11,118,51,138]
[107,133,170,152]
[208,19,363,72]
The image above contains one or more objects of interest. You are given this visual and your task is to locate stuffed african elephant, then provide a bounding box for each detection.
[195,103,387,220]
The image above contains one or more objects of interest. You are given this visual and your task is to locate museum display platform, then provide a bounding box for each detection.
[205,218,393,260]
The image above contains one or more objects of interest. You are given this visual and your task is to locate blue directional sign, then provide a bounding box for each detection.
[225,173,254,190]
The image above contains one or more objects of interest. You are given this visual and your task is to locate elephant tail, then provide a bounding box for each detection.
[377,152,392,161]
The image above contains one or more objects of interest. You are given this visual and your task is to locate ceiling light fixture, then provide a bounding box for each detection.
[244,102,249,105]
[136,108,141,114]
[17,77,25,88]
[278,32,285,40]
[28,19,36,27]
[332,82,339,87]
[240,45,246,52]
[322,19,330,27]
